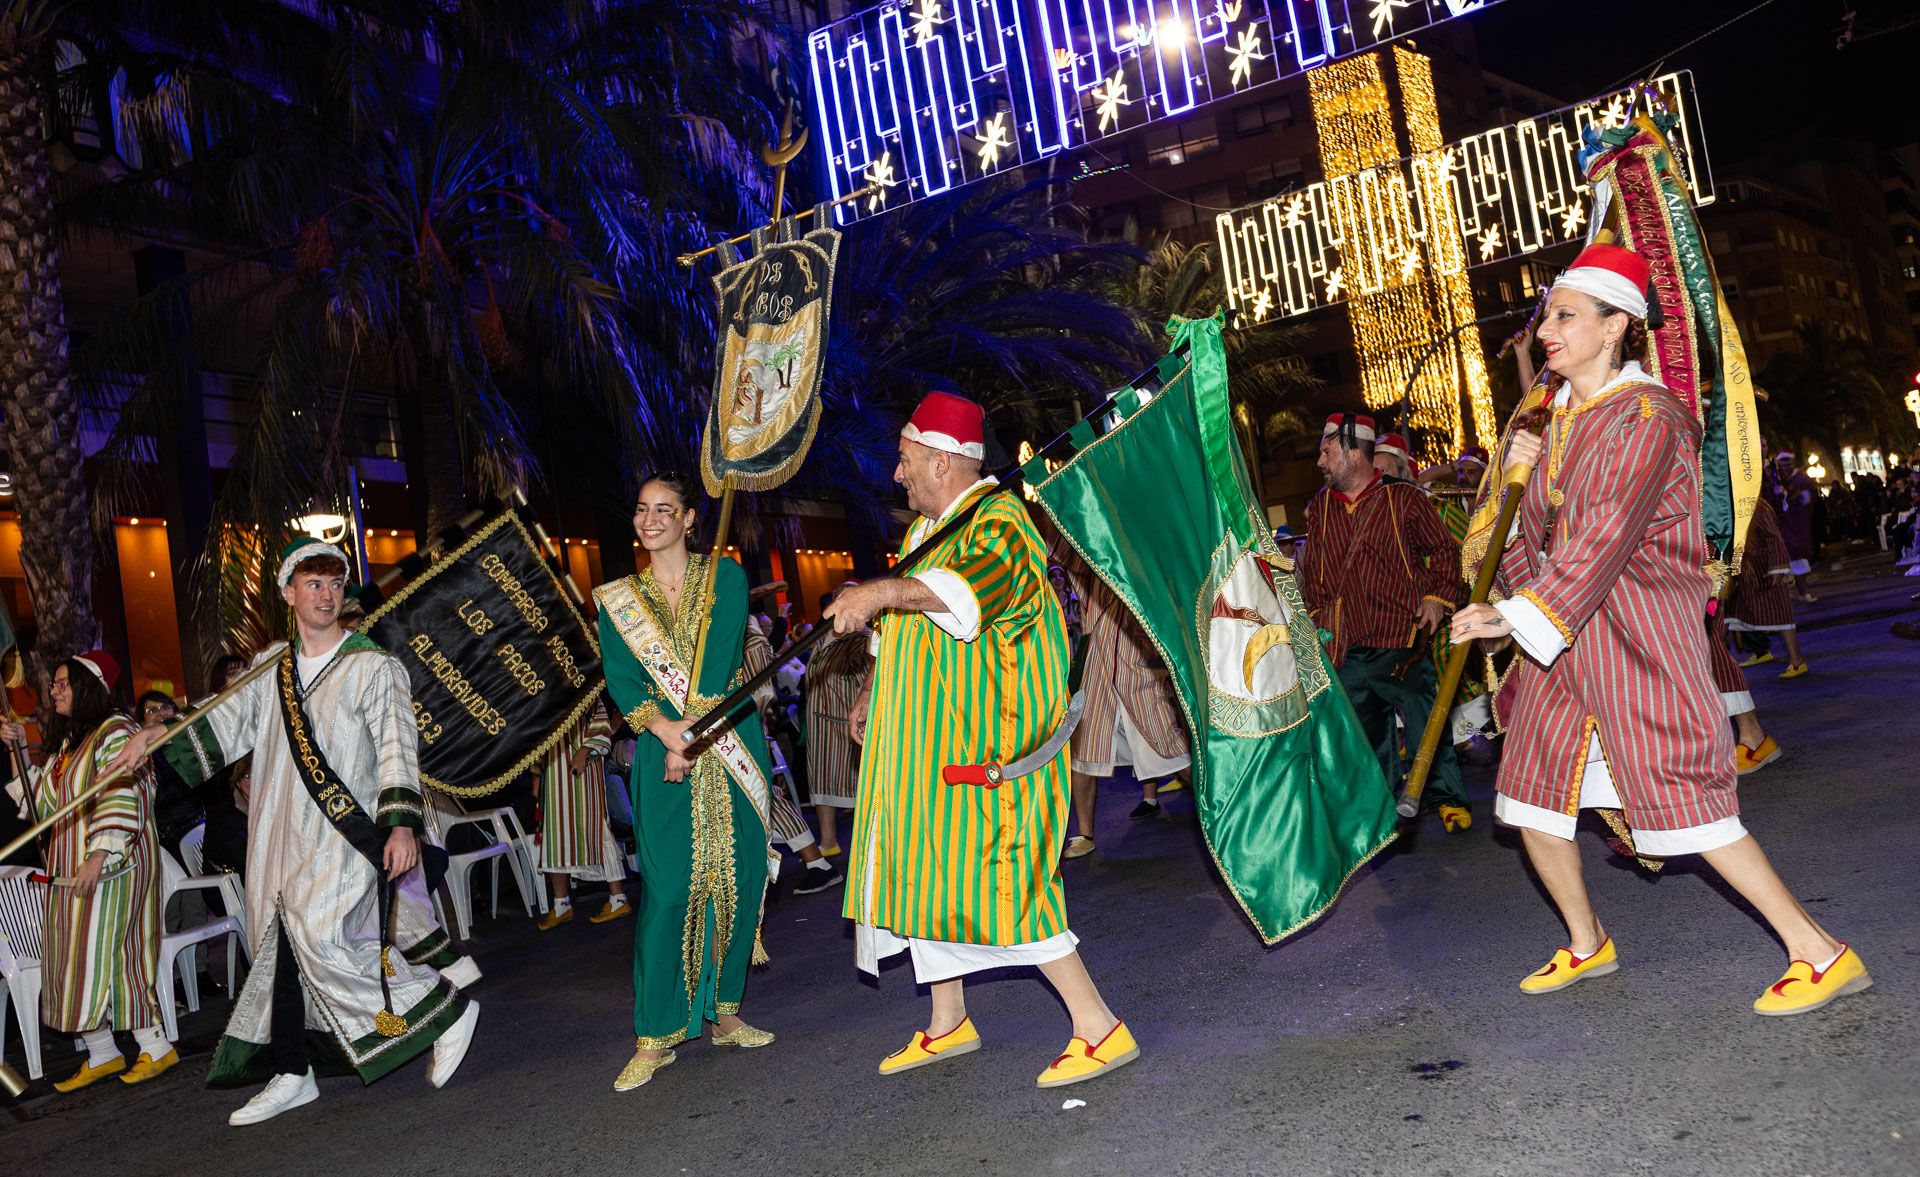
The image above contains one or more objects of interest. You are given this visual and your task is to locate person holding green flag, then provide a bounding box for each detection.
[828,391,1138,1090]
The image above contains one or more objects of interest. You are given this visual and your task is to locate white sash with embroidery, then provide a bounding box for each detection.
[594,576,770,831]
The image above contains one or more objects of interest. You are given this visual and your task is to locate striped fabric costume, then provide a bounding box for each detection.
[27,716,161,1035]
[1297,474,1460,667]
[1725,496,1797,633]
[1298,458,1466,812]
[846,479,1075,976]
[595,554,774,1050]
[744,618,811,848]
[1058,553,1188,779]
[1489,364,1745,855]
[538,700,622,882]
[803,630,872,810]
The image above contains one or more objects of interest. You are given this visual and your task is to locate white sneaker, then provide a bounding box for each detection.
[428,1000,479,1089]
[441,956,482,989]
[229,1070,318,1126]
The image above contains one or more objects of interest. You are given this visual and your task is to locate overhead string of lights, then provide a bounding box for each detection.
[805,0,1512,223]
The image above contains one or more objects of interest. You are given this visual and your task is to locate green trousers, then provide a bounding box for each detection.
[630,767,768,1049]
[1336,645,1468,810]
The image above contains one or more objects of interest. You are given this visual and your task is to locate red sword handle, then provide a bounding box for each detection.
[941,763,1004,788]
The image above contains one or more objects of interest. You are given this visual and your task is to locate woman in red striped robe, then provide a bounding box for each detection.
[1450,243,1869,1016]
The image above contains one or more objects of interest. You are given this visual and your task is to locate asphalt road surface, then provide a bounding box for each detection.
[6,561,1917,1177]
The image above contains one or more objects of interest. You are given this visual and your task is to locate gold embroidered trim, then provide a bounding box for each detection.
[682,752,739,1015]
[715,1002,742,1016]
[1516,587,1575,646]
[627,702,662,732]
[635,1032,687,1053]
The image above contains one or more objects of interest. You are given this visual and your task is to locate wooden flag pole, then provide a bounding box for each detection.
[683,98,809,699]
[1396,405,1550,819]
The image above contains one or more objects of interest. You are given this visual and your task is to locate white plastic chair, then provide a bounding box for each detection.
[178,822,208,875]
[157,849,250,1043]
[427,795,535,939]
[0,867,47,1081]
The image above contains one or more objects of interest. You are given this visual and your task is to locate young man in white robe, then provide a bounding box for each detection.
[113,537,479,1125]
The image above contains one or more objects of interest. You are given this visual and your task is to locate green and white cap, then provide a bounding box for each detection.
[278,536,350,588]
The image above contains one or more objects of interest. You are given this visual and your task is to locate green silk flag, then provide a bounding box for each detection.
[1031,314,1396,943]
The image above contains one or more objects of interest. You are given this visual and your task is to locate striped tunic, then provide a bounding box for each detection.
[845,483,1072,947]
[745,619,811,845]
[32,717,162,1034]
[538,699,619,879]
[804,631,872,808]
[1298,477,1460,666]
[1056,550,1187,766]
[1705,615,1754,717]
[1725,496,1797,632]
[1494,378,1739,837]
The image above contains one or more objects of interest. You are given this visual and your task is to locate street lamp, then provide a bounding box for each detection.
[1806,453,1827,482]
[294,513,348,542]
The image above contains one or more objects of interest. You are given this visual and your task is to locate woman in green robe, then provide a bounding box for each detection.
[592,471,776,1092]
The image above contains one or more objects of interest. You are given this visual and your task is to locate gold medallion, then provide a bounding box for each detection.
[1548,489,1565,507]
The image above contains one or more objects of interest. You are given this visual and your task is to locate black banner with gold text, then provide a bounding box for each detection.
[364,511,602,797]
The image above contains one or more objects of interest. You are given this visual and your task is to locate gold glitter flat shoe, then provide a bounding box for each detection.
[613,1047,676,1091]
[710,1022,775,1049]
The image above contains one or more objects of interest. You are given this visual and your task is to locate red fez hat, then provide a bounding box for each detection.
[1322,413,1376,443]
[74,649,121,692]
[1458,445,1489,466]
[1375,432,1410,460]
[902,391,986,460]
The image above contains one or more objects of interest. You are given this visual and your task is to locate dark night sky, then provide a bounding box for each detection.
[1470,0,1919,163]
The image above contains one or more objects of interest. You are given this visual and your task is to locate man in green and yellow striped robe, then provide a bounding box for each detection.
[828,391,1136,1088]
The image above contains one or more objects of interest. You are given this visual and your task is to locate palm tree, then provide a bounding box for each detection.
[1756,321,1912,464]
[780,176,1153,538]
[2,1,459,664]
[1114,236,1319,503]
[74,2,782,647]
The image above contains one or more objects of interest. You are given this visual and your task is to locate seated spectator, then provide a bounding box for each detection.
[140,691,203,861]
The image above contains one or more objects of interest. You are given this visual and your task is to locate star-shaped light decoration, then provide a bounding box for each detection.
[1325,267,1346,300]
[1249,289,1274,321]
[1559,202,1585,237]
[1093,69,1129,134]
[1228,27,1264,87]
[1368,0,1409,37]
[864,152,896,212]
[1399,249,1421,281]
[1219,0,1244,24]
[1597,95,1628,129]
[1478,224,1503,261]
[1283,194,1307,228]
[976,111,1011,172]
[910,0,942,48]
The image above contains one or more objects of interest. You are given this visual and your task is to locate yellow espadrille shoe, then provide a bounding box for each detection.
[1754,945,1871,1016]
[1438,804,1472,834]
[1519,937,1619,995]
[120,1050,179,1085]
[878,1017,981,1075]
[1037,1021,1140,1088]
[536,905,575,932]
[53,1056,126,1093]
